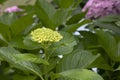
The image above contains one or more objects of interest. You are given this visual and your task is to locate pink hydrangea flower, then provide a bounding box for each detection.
[4,6,22,13]
[82,0,120,19]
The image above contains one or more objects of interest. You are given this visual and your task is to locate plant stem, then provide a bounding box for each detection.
[39,75,45,80]
[41,42,52,80]
[43,45,49,80]
[45,75,48,80]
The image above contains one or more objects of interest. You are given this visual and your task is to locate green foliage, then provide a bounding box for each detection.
[66,11,87,25]
[35,0,56,29]
[49,31,77,56]
[0,13,17,26]
[54,0,74,8]
[88,14,120,80]
[54,69,103,80]
[13,75,37,80]
[93,15,120,35]
[0,47,42,78]
[0,0,7,4]
[88,55,113,71]
[96,30,120,61]
[11,13,34,35]
[56,50,100,72]
[63,19,91,33]
[1,0,120,80]
[0,23,11,43]
[15,54,49,65]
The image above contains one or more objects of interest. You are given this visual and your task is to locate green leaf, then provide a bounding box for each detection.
[13,75,37,80]
[9,35,40,50]
[15,54,49,65]
[0,23,11,42]
[10,35,31,49]
[54,69,104,80]
[79,31,98,49]
[52,9,70,27]
[66,12,86,25]
[56,50,100,72]
[50,31,77,56]
[0,13,17,26]
[54,0,74,8]
[0,75,9,80]
[73,0,82,7]
[19,5,35,13]
[94,21,120,35]
[0,0,7,4]
[63,19,91,33]
[23,22,43,35]
[115,65,120,71]
[0,47,43,79]
[23,35,41,49]
[96,30,120,61]
[116,21,120,27]
[88,55,113,70]
[41,57,60,74]
[11,13,34,35]
[98,15,120,22]
[35,0,56,29]
[116,41,120,59]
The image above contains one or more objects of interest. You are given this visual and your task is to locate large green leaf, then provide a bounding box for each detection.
[88,55,113,70]
[19,5,35,13]
[0,47,43,79]
[49,31,77,56]
[66,11,86,25]
[10,35,31,49]
[52,9,70,27]
[79,31,98,49]
[56,50,100,72]
[0,23,11,42]
[63,19,91,33]
[73,0,82,7]
[54,0,74,8]
[15,53,49,65]
[116,65,120,71]
[94,21,120,35]
[13,75,37,80]
[54,69,104,80]
[0,13,17,26]
[23,34,42,49]
[9,35,40,50]
[35,0,56,29]
[78,31,112,70]
[96,30,120,61]
[11,13,34,35]
[41,57,60,74]
[98,15,120,22]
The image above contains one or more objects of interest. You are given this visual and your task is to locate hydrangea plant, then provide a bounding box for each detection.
[0,0,120,80]
[82,0,120,19]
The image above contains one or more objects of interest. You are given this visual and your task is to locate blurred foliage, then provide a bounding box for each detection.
[0,0,120,80]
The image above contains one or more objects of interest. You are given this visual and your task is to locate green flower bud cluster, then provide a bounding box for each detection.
[31,28,63,43]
